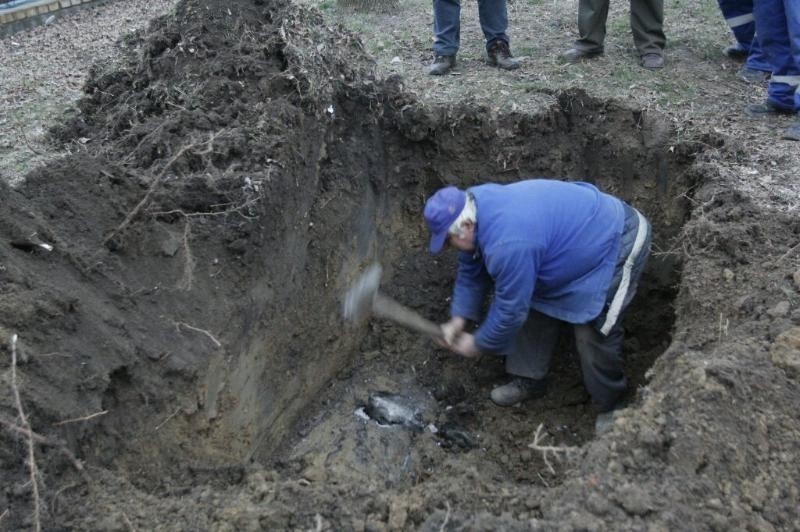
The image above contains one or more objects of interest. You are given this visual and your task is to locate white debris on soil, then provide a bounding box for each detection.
[0,0,179,186]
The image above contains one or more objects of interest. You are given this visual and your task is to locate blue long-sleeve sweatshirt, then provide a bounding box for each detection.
[450,179,625,354]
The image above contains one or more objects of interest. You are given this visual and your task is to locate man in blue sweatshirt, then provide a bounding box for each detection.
[424,179,651,418]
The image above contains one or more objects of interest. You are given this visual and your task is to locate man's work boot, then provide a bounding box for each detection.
[487,41,520,70]
[560,47,603,63]
[490,376,546,406]
[745,101,794,118]
[640,53,664,69]
[724,44,748,61]
[783,117,800,141]
[738,66,770,83]
[429,54,456,76]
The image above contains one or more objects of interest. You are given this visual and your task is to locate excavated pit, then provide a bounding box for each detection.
[83,92,701,494]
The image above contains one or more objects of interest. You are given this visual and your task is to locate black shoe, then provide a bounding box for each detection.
[640,52,664,69]
[490,376,546,406]
[487,40,520,70]
[783,118,800,141]
[738,66,770,83]
[724,44,748,61]
[429,54,456,76]
[560,47,603,63]
[745,101,795,118]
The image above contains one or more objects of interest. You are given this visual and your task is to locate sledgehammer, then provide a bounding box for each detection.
[343,263,444,340]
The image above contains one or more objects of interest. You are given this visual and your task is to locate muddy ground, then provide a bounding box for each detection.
[1,0,799,530]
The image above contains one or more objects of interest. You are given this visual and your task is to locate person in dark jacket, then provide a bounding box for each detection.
[424,179,651,425]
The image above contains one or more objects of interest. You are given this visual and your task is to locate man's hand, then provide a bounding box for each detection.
[440,316,467,346]
[449,332,481,359]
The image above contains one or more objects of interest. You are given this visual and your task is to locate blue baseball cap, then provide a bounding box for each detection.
[424,186,466,254]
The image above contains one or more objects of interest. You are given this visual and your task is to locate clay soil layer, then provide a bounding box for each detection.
[1,0,799,530]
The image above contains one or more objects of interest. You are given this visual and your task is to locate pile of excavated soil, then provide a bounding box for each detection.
[0,0,179,185]
[1,0,799,530]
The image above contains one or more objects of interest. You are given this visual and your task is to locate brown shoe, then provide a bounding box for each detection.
[560,47,603,63]
[641,53,664,69]
[487,40,520,70]
[429,54,456,76]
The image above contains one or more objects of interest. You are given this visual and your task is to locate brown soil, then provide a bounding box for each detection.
[1,0,799,530]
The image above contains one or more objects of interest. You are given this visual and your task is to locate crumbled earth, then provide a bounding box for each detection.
[1,0,800,530]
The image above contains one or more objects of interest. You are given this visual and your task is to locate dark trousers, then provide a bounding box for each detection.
[574,0,666,55]
[505,205,652,412]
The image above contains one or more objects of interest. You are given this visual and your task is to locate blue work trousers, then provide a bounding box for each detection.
[505,204,652,412]
[754,0,800,111]
[717,0,771,71]
[432,0,509,56]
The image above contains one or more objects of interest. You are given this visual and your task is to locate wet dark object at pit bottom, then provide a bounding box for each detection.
[438,423,477,449]
[364,392,425,430]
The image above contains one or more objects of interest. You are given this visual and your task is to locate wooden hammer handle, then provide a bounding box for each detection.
[372,293,444,339]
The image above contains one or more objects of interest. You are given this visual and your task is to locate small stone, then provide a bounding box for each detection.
[767,301,791,318]
[793,270,800,291]
[617,483,653,516]
[735,294,755,313]
[388,499,408,530]
[770,327,800,378]
[723,268,734,282]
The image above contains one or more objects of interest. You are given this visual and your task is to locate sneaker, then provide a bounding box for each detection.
[560,47,603,63]
[640,53,664,69]
[487,40,520,70]
[744,101,794,118]
[429,54,456,76]
[490,376,546,406]
[737,66,770,83]
[723,44,748,61]
[783,118,800,141]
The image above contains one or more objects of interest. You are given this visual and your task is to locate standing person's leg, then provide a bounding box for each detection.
[430,0,461,75]
[630,0,666,68]
[561,0,608,62]
[718,0,757,57]
[477,0,509,50]
[491,310,561,406]
[717,0,771,78]
[782,0,800,139]
[753,0,797,111]
[478,0,519,69]
[745,34,773,75]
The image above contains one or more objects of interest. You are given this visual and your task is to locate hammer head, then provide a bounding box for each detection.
[342,263,382,323]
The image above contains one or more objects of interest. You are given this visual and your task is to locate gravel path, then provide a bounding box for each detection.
[0,0,178,186]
